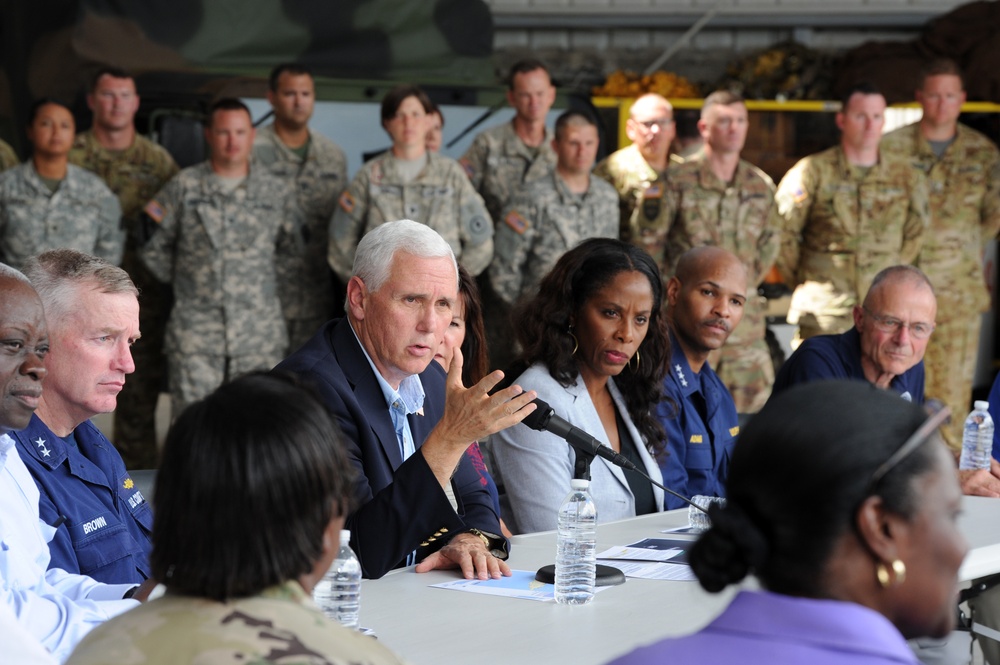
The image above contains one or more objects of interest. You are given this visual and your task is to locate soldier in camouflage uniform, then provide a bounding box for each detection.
[65,373,407,665]
[459,60,558,372]
[772,83,929,343]
[0,138,17,171]
[329,85,492,282]
[140,99,298,415]
[68,67,179,469]
[66,581,407,665]
[459,59,558,225]
[881,59,1000,450]
[661,91,777,413]
[593,92,683,260]
[490,110,618,307]
[254,64,347,352]
[0,100,122,270]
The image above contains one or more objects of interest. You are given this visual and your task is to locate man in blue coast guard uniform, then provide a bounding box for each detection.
[659,246,744,509]
[0,260,145,662]
[12,249,151,586]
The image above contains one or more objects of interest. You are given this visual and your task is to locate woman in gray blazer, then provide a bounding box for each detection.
[486,238,671,534]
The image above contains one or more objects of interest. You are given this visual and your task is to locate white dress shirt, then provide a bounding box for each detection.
[0,433,137,662]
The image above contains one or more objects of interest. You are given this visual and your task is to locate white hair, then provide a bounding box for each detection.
[23,249,137,327]
[352,220,457,293]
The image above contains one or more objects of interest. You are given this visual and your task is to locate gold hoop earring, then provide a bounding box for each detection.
[876,562,891,588]
[629,348,641,371]
[568,326,578,355]
[891,559,906,585]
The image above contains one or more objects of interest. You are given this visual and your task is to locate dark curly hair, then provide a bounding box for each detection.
[511,238,670,458]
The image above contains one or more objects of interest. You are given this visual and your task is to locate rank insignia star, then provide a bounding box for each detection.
[123,478,134,490]
[33,437,51,458]
[674,364,688,388]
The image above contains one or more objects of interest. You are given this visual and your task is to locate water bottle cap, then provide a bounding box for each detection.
[570,479,590,490]
[975,401,990,411]
[340,529,351,543]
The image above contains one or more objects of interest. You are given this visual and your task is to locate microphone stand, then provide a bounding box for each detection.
[536,450,627,588]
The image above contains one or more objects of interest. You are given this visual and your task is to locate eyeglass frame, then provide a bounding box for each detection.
[862,306,936,340]
[867,406,951,493]
[634,118,674,130]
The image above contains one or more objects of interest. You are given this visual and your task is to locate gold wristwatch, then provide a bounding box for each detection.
[467,528,508,559]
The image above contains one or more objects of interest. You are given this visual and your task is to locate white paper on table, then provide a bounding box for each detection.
[598,559,697,581]
[430,570,614,602]
[430,570,555,601]
[596,545,684,562]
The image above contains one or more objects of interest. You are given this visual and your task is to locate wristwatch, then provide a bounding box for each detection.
[467,528,508,560]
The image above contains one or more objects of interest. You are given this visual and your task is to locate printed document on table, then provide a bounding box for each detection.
[596,537,694,564]
[597,559,697,581]
[430,570,613,602]
[430,570,555,601]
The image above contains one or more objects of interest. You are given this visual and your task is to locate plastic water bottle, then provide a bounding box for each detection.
[312,529,362,629]
[960,401,995,471]
[555,479,598,605]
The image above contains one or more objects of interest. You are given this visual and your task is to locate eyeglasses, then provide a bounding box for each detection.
[636,118,673,129]
[867,406,951,492]
[863,307,935,339]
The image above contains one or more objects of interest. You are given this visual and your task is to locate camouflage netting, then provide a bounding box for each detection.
[0,0,495,154]
[714,42,839,101]
[835,0,1000,104]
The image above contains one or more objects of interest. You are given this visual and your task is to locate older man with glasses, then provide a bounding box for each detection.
[772,264,935,404]
[772,263,1000,501]
[594,92,681,250]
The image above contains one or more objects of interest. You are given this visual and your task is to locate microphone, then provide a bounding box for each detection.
[522,398,638,470]
[521,398,707,514]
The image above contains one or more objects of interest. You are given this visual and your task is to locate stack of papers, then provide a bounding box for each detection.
[596,538,697,581]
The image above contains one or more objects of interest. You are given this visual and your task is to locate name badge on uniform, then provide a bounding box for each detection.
[69,512,115,540]
[689,435,703,444]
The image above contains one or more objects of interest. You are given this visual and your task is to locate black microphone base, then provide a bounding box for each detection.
[535,563,626,587]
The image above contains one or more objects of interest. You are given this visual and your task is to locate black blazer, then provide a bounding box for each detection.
[276,317,505,578]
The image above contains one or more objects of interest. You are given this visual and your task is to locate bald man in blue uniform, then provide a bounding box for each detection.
[659,247,744,509]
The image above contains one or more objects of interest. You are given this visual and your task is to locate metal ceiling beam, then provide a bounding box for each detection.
[492,12,937,30]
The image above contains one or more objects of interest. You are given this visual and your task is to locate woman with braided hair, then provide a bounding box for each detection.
[610,381,966,665]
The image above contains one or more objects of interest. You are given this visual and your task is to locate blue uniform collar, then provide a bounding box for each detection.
[19,414,69,469]
[16,415,113,489]
[668,330,706,399]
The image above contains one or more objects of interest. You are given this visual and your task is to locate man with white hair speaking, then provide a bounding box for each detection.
[277,220,536,580]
